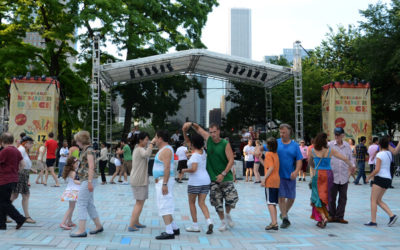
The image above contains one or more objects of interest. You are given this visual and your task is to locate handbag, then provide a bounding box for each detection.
[110,156,116,164]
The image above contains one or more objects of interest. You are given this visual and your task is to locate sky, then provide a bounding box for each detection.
[202,0,391,120]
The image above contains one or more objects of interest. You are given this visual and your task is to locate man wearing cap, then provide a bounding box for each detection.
[328,127,355,223]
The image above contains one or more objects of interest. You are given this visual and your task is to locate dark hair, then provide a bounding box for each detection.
[378,136,389,149]
[372,137,379,143]
[190,133,204,149]
[266,137,277,153]
[62,156,77,180]
[156,130,169,143]
[359,136,366,143]
[48,132,54,138]
[1,132,14,144]
[20,132,26,138]
[349,138,355,145]
[314,132,328,150]
[132,131,150,146]
[121,138,127,144]
[71,139,78,147]
[209,123,220,130]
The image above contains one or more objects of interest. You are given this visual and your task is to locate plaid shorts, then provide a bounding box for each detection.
[210,181,239,212]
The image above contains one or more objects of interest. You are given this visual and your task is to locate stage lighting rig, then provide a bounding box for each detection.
[238,67,246,75]
[145,67,151,75]
[137,69,144,76]
[130,69,135,79]
[225,64,232,73]
[246,69,252,77]
[232,66,238,74]
[253,71,260,78]
[160,65,165,73]
[152,66,158,74]
[166,63,174,72]
[260,73,268,81]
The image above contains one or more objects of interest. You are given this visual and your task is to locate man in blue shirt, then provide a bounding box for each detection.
[262,124,303,228]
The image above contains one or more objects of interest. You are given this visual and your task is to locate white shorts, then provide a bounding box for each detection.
[155,178,175,216]
[114,158,121,167]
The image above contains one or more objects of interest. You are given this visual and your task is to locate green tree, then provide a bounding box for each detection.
[79,0,218,137]
[356,0,400,135]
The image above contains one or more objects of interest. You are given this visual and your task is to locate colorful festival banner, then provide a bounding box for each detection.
[9,78,59,159]
[321,82,372,145]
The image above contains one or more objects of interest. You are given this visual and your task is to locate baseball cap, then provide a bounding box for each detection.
[21,136,34,143]
[334,127,344,135]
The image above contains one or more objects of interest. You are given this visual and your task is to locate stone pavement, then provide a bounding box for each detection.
[1,175,399,250]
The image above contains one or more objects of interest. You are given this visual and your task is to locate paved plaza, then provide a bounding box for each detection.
[1,174,399,250]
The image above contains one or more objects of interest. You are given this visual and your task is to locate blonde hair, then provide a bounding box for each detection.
[255,140,261,146]
[74,131,91,145]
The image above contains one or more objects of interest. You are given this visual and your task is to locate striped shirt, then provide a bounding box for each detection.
[152,145,174,179]
[355,143,368,162]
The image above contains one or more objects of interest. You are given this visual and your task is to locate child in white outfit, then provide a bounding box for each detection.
[60,156,81,230]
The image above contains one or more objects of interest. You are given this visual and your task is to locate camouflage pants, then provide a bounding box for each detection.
[210,181,239,212]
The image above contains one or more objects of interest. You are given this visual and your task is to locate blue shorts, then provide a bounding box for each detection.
[265,188,279,205]
[279,178,296,199]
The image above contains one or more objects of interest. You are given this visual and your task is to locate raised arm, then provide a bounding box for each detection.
[389,143,400,155]
[189,122,209,141]
[182,123,192,146]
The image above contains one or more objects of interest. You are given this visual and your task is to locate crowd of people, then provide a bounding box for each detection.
[1,122,400,240]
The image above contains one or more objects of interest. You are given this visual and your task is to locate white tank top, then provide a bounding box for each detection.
[65,176,80,191]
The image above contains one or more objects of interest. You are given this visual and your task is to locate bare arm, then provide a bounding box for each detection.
[367,158,382,182]
[160,148,172,183]
[71,171,81,185]
[389,144,400,155]
[183,162,198,173]
[18,160,25,171]
[87,153,95,182]
[182,123,191,146]
[216,142,235,183]
[190,122,210,141]
[308,154,315,178]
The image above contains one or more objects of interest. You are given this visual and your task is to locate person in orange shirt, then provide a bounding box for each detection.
[262,137,280,231]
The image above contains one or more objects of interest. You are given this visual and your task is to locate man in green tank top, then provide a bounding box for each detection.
[183,122,238,232]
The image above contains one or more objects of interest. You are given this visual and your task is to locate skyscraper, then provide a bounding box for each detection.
[230,8,252,59]
[225,8,252,116]
[168,76,207,127]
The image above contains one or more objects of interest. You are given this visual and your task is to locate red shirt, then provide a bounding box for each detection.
[45,139,58,159]
[0,146,23,185]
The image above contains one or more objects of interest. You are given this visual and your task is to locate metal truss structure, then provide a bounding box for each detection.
[92,42,304,142]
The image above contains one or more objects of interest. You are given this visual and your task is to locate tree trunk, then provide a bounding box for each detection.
[123,101,133,139]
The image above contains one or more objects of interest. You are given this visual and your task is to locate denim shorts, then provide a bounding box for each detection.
[279,178,296,199]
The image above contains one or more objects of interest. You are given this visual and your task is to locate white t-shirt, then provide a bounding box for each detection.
[241,132,251,142]
[176,146,188,161]
[187,152,210,186]
[37,145,46,162]
[376,151,392,179]
[59,147,69,163]
[18,145,32,170]
[243,145,255,161]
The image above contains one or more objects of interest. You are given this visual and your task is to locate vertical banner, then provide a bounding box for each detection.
[9,78,60,159]
[322,82,372,145]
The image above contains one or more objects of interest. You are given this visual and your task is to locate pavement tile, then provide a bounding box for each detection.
[1,175,399,249]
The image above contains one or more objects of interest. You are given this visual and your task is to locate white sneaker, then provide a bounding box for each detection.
[185,225,200,232]
[121,181,129,185]
[218,222,227,232]
[226,214,235,228]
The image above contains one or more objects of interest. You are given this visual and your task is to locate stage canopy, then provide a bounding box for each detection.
[100,49,293,88]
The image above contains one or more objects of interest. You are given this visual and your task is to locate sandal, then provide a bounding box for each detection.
[316,221,326,229]
[25,217,36,224]
[51,185,60,187]
[110,181,116,184]
[60,223,72,230]
[67,223,77,227]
